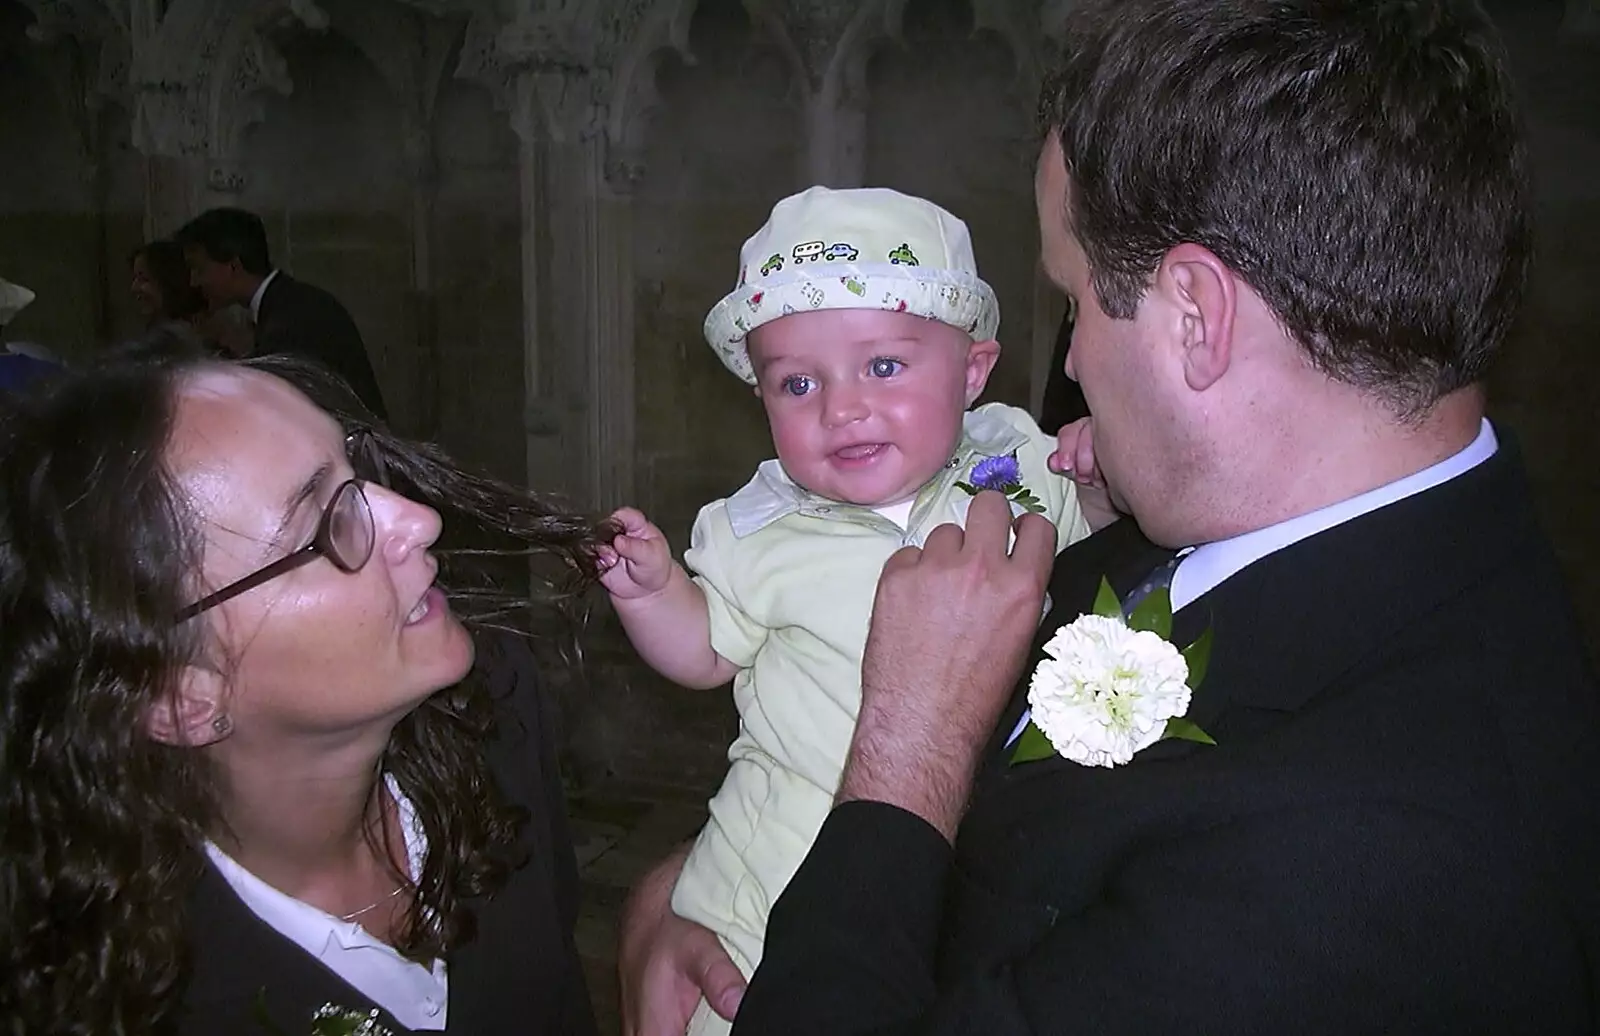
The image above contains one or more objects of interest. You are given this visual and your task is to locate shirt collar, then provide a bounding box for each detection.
[202,772,429,959]
[724,406,1035,538]
[1169,418,1498,611]
[249,269,281,322]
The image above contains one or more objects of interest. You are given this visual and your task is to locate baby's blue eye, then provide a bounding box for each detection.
[869,358,905,378]
[781,375,814,397]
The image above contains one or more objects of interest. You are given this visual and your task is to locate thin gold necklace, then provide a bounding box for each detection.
[339,883,406,923]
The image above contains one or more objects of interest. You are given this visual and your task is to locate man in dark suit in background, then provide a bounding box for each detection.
[176,208,388,420]
[618,1,1600,1033]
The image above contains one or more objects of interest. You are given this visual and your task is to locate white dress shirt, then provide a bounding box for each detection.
[1167,418,1497,610]
[1008,419,1498,745]
[248,268,281,323]
[204,773,449,1030]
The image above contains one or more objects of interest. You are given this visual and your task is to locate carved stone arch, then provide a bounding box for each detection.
[603,0,700,190]
[968,0,1050,95]
[318,0,466,179]
[734,0,909,185]
[742,0,907,108]
[18,0,132,164]
[1566,0,1600,35]
[132,0,319,192]
[17,0,126,45]
[1038,0,1074,43]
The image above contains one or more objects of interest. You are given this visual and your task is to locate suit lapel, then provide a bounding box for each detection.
[993,434,1533,776]
[183,863,416,1034]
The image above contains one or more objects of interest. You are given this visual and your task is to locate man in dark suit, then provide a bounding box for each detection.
[1037,308,1087,435]
[618,1,1600,1033]
[175,208,388,420]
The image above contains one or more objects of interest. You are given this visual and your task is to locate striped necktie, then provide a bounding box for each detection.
[1120,552,1182,615]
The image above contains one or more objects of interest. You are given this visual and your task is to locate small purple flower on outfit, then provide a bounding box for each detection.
[970,455,1021,491]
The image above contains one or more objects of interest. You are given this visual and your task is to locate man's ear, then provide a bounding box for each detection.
[963,337,1002,406]
[1158,243,1236,391]
[144,664,229,747]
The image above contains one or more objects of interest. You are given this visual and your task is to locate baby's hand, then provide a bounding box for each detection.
[597,507,675,600]
[1050,417,1119,531]
[1050,417,1103,489]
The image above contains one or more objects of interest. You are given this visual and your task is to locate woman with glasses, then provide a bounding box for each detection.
[0,354,612,1035]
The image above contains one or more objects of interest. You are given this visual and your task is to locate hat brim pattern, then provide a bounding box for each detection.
[703,263,1000,384]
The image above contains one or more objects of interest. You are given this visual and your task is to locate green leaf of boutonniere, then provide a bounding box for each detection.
[1126,586,1174,640]
[1010,721,1056,764]
[1011,489,1046,514]
[1013,575,1216,768]
[253,989,289,1035]
[1181,626,1213,690]
[1091,576,1122,620]
[954,480,978,496]
[1162,717,1217,745]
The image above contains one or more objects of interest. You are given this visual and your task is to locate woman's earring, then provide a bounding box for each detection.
[211,715,232,736]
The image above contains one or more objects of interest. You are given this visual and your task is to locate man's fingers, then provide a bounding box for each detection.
[1011,511,1057,586]
[694,948,748,1021]
[959,490,1017,554]
[879,540,925,578]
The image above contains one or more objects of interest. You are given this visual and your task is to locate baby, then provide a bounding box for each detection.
[599,186,1113,1035]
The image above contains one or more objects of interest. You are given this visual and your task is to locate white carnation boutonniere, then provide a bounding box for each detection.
[253,991,395,1036]
[305,1005,395,1036]
[1011,577,1215,766]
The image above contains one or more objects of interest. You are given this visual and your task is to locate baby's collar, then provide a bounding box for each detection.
[723,406,1033,538]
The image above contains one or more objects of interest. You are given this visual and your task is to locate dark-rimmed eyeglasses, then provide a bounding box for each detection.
[174,426,390,622]
[176,477,376,622]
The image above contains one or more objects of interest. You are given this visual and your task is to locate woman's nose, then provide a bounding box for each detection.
[365,483,443,564]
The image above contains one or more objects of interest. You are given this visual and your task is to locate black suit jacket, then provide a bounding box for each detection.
[255,273,389,420]
[177,635,597,1035]
[735,436,1600,1034]
[1037,311,1088,435]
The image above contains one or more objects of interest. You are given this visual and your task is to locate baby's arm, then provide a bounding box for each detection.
[598,507,741,690]
[1051,417,1120,531]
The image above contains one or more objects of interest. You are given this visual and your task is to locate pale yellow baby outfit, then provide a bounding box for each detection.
[672,402,1090,1036]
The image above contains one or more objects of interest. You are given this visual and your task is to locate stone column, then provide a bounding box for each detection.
[552,130,639,516]
[405,124,443,437]
[323,1,462,435]
[459,3,645,511]
[744,0,906,189]
[140,154,205,238]
[505,71,566,500]
[1565,0,1600,34]
[515,64,640,513]
[130,1,301,234]
[21,2,137,342]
